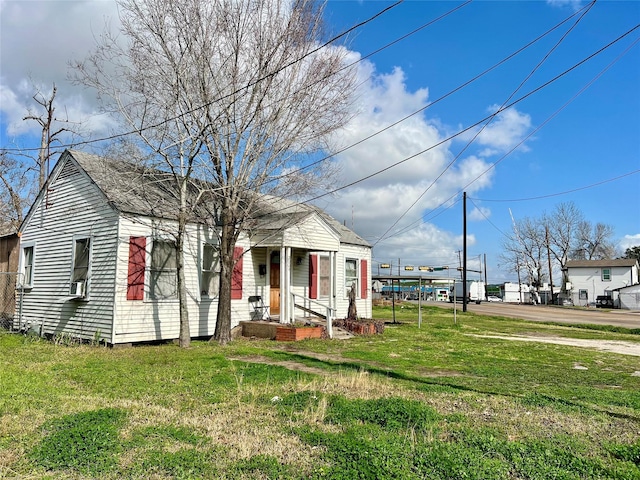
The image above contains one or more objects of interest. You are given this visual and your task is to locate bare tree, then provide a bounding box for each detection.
[24,83,83,189]
[0,152,33,234]
[498,238,526,301]
[572,221,616,260]
[544,202,583,289]
[501,217,546,291]
[518,217,546,288]
[0,83,83,234]
[74,0,356,345]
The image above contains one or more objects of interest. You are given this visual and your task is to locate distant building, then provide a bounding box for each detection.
[564,259,639,307]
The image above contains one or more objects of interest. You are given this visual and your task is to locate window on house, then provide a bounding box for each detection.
[345,258,358,297]
[319,256,330,297]
[601,268,611,281]
[70,238,90,295]
[150,239,177,300]
[22,245,34,287]
[201,243,220,297]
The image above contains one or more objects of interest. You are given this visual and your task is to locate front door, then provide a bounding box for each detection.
[270,251,280,315]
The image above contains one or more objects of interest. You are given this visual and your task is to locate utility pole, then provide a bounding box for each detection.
[463,192,467,312]
[484,253,488,301]
[509,208,525,304]
[546,225,554,305]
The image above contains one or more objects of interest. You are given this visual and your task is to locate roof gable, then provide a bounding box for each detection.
[20,150,117,232]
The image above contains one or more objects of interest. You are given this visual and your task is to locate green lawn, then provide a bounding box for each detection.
[1,304,639,479]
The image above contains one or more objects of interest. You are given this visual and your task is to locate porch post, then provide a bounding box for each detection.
[280,246,287,323]
[328,251,335,339]
[286,247,293,323]
[330,250,336,312]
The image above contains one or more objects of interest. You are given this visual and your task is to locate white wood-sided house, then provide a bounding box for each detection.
[15,150,372,344]
[564,259,639,307]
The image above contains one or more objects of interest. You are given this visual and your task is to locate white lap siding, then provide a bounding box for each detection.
[113,218,256,343]
[335,244,372,319]
[17,156,119,341]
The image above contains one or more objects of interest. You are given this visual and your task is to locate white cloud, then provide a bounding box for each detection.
[469,205,491,222]
[0,0,120,141]
[462,105,532,158]
[619,234,640,251]
[322,62,509,265]
[546,0,583,12]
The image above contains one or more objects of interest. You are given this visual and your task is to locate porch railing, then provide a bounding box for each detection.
[290,293,335,339]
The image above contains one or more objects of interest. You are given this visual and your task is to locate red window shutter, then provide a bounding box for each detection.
[360,259,368,299]
[231,246,243,299]
[309,254,318,299]
[127,236,146,300]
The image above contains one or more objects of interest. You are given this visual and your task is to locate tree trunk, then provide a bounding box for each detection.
[214,206,235,345]
[347,283,357,319]
[177,178,190,348]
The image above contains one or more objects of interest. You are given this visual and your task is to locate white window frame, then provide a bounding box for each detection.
[148,237,178,301]
[69,236,91,298]
[345,257,359,299]
[201,242,220,299]
[19,241,36,288]
[601,268,611,281]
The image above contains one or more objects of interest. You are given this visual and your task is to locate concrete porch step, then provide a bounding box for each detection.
[304,316,354,340]
[240,316,354,340]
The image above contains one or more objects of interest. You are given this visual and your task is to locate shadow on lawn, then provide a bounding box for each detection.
[266,350,640,422]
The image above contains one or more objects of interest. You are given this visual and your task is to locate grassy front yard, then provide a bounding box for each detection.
[1,304,639,479]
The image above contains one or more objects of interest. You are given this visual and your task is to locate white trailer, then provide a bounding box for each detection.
[449,281,485,304]
[502,283,533,304]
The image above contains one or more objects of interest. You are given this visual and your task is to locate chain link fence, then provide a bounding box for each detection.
[0,272,22,331]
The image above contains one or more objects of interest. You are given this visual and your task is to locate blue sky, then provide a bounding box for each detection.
[1,0,639,283]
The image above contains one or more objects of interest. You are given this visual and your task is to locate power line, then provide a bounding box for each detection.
[372,1,596,247]
[262,1,589,189]
[468,197,511,239]
[370,29,640,246]
[470,169,640,203]
[2,0,404,154]
[305,20,638,207]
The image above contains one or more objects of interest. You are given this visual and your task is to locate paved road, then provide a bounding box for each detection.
[424,301,640,330]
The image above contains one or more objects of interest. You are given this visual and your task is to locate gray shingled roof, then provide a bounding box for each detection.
[66,150,370,247]
[70,150,218,223]
[565,259,639,269]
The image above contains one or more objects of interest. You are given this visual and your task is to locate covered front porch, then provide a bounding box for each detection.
[248,210,342,337]
[249,246,339,337]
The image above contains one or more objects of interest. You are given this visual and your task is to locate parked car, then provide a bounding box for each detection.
[487,295,503,302]
[595,295,614,308]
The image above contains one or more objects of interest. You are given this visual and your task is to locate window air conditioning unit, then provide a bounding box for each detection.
[70,281,85,297]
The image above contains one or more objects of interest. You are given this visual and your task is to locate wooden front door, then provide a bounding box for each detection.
[269,252,280,315]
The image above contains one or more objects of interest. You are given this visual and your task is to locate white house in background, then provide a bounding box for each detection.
[564,259,639,307]
[15,150,371,344]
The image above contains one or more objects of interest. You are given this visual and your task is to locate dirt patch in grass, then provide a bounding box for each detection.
[468,334,640,356]
[231,352,464,380]
[229,355,329,376]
